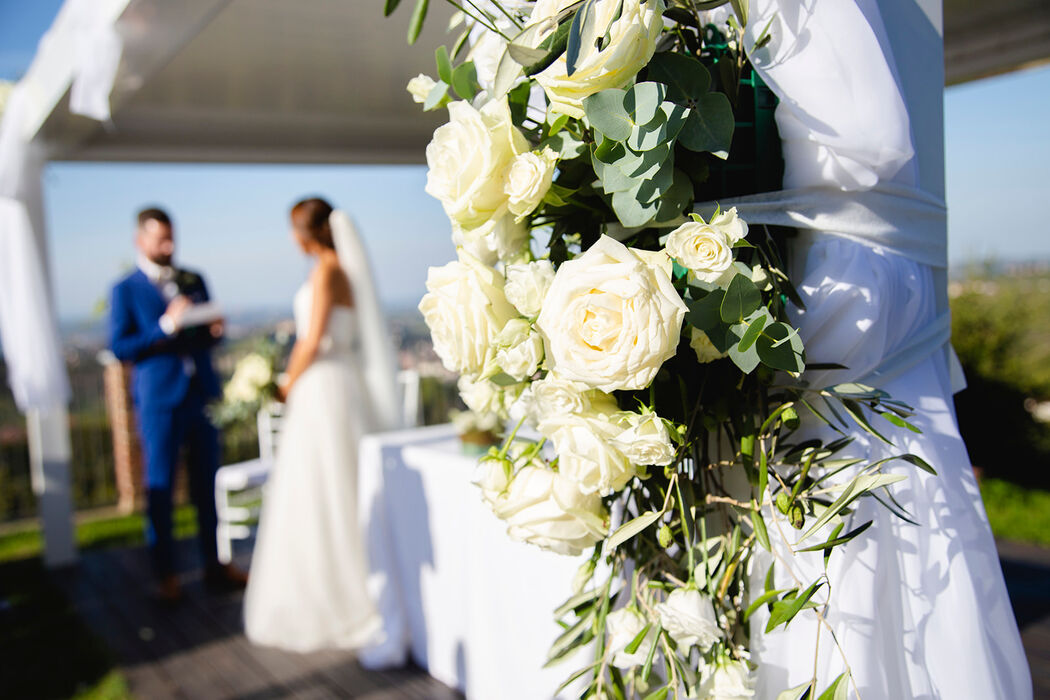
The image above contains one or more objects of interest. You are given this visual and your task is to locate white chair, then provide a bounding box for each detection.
[397,369,422,428]
[214,404,282,564]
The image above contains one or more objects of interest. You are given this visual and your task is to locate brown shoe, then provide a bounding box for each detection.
[204,563,248,592]
[153,574,182,605]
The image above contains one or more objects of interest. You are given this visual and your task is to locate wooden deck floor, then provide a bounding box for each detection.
[55,538,1050,699]
[55,539,461,700]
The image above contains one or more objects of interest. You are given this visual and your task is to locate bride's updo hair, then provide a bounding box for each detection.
[291,197,335,249]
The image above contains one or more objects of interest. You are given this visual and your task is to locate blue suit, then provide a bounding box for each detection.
[110,267,223,577]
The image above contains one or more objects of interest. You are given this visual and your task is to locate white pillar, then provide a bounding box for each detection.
[27,405,77,567]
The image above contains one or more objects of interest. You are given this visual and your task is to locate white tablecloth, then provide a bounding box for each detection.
[357,424,590,699]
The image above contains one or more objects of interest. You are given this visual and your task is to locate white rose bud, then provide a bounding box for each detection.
[655,587,721,651]
[613,411,676,467]
[701,658,756,700]
[494,466,608,556]
[537,236,686,393]
[606,607,656,669]
[452,214,530,267]
[505,147,558,221]
[406,73,437,104]
[690,327,728,364]
[709,206,749,244]
[419,252,518,376]
[544,412,637,495]
[474,453,512,508]
[504,260,555,317]
[425,98,529,231]
[495,319,545,381]
[532,0,665,119]
[458,374,510,419]
[665,220,734,284]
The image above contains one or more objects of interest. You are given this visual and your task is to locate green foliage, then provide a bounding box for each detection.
[980,478,1050,547]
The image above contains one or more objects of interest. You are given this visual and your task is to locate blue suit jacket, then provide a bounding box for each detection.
[109,268,222,411]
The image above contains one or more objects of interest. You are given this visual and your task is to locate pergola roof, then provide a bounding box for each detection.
[28,0,456,164]
[15,0,1050,166]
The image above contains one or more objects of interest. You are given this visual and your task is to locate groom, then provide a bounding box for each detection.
[109,207,246,601]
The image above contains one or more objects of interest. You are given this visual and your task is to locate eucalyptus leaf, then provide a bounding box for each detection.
[612,187,661,227]
[584,89,633,141]
[435,45,453,84]
[738,308,771,352]
[655,167,693,223]
[624,81,666,124]
[627,109,670,151]
[423,80,450,111]
[451,61,480,100]
[646,52,712,103]
[757,322,805,373]
[720,274,762,323]
[679,92,735,157]
[685,290,725,331]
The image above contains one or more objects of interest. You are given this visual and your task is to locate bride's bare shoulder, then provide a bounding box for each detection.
[313,256,353,307]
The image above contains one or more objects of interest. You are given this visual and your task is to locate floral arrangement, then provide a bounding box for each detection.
[210,343,281,427]
[390,1,934,697]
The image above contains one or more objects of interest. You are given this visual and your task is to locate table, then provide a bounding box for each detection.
[357,424,591,699]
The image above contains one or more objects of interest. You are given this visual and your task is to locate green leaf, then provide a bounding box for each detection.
[554,662,601,695]
[643,687,670,700]
[383,0,402,17]
[765,579,824,633]
[777,682,812,700]
[880,411,921,433]
[565,0,595,76]
[685,290,725,331]
[435,46,453,84]
[646,52,712,103]
[545,607,596,665]
[544,132,586,160]
[451,61,480,100]
[407,0,429,44]
[817,672,850,700]
[840,399,892,444]
[720,274,762,323]
[627,109,669,152]
[522,18,572,76]
[507,42,548,67]
[825,383,888,400]
[508,81,532,125]
[797,473,907,543]
[728,328,761,374]
[607,510,663,550]
[548,113,570,136]
[423,80,449,111]
[794,520,873,553]
[553,587,602,618]
[611,186,661,227]
[655,167,693,223]
[757,322,805,373]
[743,586,792,621]
[624,623,651,654]
[624,81,666,125]
[738,308,771,352]
[679,92,735,157]
[584,88,632,141]
[752,506,770,551]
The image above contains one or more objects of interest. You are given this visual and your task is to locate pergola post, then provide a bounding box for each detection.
[27,406,77,567]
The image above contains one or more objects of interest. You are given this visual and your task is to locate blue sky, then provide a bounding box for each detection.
[3,1,1050,320]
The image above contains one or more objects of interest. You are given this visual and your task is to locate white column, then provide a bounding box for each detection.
[27,406,77,567]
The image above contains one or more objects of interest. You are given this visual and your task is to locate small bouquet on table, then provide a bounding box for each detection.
[392,1,937,697]
[210,344,282,428]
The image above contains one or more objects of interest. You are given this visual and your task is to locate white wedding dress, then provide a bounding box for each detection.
[243,281,382,652]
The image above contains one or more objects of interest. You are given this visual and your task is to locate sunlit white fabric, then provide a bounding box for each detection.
[729,1,1032,697]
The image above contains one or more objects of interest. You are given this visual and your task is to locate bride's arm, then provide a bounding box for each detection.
[278,262,338,400]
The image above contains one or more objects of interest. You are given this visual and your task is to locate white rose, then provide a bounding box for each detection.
[665,221,734,284]
[495,319,544,381]
[531,0,665,119]
[474,453,513,508]
[606,608,656,669]
[701,659,756,700]
[425,98,529,231]
[224,375,256,403]
[709,206,748,244]
[494,465,608,555]
[407,73,437,104]
[544,412,637,495]
[613,411,676,467]
[458,374,512,419]
[536,235,687,392]
[452,214,529,266]
[513,376,618,427]
[690,327,728,364]
[505,148,558,221]
[237,354,272,388]
[419,253,518,375]
[504,260,555,317]
[655,587,721,651]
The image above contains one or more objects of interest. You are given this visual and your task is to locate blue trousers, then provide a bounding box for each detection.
[136,382,220,577]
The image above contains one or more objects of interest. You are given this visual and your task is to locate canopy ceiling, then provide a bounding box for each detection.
[30,0,455,164]
[14,0,1050,165]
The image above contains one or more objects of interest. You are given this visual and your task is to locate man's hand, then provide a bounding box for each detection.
[209,318,225,338]
[160,295,192,335]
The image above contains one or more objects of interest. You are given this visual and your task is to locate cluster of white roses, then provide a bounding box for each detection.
[223,353,274,404]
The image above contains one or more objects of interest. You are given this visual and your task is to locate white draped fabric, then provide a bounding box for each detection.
[0,0,127,411]
[357,426,589,699]
[715,1,1033,697]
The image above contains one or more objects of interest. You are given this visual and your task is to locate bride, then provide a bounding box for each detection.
[244,197,400,651]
